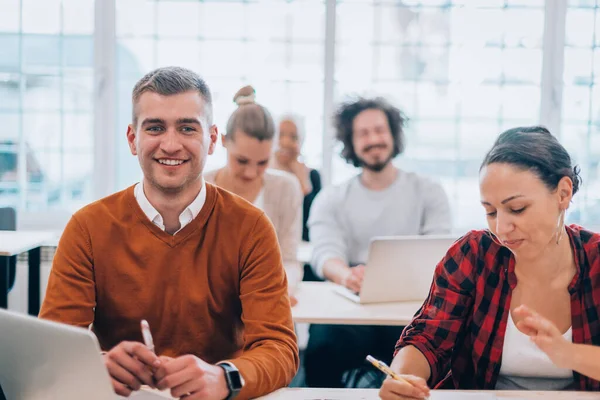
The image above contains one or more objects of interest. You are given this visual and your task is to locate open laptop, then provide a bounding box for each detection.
[333,235,457,304]
[0,309,170,400]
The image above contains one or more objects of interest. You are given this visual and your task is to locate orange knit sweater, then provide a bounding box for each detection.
[39,183,299,399]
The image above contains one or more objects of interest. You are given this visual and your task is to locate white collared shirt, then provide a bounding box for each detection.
[134,180,206,234]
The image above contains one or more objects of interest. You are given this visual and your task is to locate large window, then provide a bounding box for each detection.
[115,0,326,189]
[5,0,600,232]
[0,0,94,214]
[561,0,600,226]
[333,0,545,230]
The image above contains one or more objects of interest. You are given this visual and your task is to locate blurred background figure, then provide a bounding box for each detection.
[204,86,303,303]
[271,114,322,243]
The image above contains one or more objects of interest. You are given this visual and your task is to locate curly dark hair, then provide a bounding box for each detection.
[333,97,407,167]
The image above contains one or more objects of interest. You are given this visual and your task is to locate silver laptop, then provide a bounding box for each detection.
[334,235,457,304]
[0,309,168,400]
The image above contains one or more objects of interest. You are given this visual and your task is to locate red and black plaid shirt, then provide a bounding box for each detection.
[396,224,600,391]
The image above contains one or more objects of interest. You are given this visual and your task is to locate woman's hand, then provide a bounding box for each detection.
[513,304,573,369]
[289,161,312,195]
[379,375,430,400]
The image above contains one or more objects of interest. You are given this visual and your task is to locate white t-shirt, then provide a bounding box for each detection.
[496,312,574,390]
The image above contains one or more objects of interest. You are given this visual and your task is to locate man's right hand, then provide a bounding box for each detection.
[341,264,366,294]
[103,341,162,397]
[379,375,430,400]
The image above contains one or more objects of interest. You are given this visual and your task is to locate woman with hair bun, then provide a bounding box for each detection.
[380,126,600,398]
[205,86,303,304]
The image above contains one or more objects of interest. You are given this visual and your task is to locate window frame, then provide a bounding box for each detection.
[7,0,575,232]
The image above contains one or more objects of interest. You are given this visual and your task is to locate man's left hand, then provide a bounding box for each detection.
[154,355,230,400]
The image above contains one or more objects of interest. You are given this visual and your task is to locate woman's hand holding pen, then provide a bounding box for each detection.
[379,374,430,400]
[366,355,429,400]
[102,341,161,397]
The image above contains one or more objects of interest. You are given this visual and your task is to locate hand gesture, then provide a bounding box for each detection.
[513,304,573,369]
[289,161,312,195]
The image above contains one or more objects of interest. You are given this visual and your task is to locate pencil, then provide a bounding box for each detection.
[365,355,413,385]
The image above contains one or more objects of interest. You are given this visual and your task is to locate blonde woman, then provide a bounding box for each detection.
[205,86,303,303]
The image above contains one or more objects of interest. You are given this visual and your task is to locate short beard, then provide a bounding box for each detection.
[357,155,393,172]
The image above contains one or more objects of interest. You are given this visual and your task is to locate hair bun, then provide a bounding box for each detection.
[233,85,256,106]
[572,164,582,195]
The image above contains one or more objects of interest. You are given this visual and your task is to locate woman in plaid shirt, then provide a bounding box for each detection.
[380,126,600,399]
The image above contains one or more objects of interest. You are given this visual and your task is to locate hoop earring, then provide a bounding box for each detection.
[555,209,565,245]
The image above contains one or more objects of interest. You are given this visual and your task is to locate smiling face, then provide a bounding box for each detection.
[223,130,273,185]
[479,162,573,259]
[127,91,217,195]
[352,109,395,172]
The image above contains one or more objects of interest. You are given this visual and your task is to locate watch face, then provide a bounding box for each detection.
[229,370,243,389]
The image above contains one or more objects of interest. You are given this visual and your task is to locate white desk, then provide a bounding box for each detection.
[0,231,56,257]
[0,231,57,315]
[292,281,422,326]
[260,388,600,399]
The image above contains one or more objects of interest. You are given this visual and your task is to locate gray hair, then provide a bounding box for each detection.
[131,66,213,125]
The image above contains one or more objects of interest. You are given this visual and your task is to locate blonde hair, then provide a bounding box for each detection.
[225,85,275,142]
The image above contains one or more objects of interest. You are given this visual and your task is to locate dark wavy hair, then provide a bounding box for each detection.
[481,125,582,196]
[333,97,407,167]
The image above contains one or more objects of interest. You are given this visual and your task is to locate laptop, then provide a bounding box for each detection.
[0,309,170,400]
[333,235,457,304]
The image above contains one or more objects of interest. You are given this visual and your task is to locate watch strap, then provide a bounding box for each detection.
[218,362,242,400]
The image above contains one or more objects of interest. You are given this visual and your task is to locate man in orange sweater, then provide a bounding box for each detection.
[39,66,299,400]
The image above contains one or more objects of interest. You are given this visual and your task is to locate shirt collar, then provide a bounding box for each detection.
[134,180,206,234]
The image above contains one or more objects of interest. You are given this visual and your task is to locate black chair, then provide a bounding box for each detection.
[0,207,17,291]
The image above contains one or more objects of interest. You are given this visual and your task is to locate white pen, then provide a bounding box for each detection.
[140,319,155,354]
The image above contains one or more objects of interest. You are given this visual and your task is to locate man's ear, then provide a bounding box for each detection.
[207,125,219,155]
[127,124,137,155]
